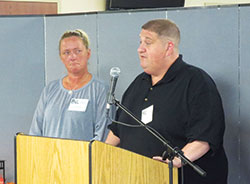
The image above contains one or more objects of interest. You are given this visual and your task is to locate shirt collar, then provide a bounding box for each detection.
[142,55,186,85]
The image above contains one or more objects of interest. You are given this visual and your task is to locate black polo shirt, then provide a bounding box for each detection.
[109,55,228,184]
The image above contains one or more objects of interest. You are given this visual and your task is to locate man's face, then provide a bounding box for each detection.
[60,36,90,75]
[137,29,168,76]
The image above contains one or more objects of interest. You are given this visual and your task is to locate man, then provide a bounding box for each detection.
[105,19,228,184]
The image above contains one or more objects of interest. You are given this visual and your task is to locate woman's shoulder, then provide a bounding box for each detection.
[46,79,61,88]
[43,79,62,93]
[91,75,108,89]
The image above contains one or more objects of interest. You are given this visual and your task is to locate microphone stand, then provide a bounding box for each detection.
[112,97,206,184]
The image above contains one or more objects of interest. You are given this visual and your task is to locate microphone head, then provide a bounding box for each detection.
[110,67,121,77]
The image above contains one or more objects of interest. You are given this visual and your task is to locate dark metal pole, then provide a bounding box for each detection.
[112,97,207,180]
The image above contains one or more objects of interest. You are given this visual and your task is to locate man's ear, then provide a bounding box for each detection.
[166,41,174,56]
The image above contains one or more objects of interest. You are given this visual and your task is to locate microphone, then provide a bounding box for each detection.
[106,67,121,116]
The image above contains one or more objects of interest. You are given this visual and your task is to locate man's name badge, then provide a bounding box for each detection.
[141,105,154,124]
[68,98,89,112]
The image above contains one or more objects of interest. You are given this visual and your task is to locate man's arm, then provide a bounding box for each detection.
[105,130,120,146]
[153,140,210,168]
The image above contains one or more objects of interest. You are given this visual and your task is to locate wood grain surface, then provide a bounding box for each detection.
[91,141,178,184]
[16,134,89,184]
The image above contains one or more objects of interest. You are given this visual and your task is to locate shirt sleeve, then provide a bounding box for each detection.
[29,87,46,136]
[92,84,112,141]
[108,107,120,138]
[107,82,132,138]
[185,72,225,153]
[107,75,140,138]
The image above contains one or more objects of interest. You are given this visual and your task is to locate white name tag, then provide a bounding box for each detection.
[141,105,153,124]
[68,98,89,112]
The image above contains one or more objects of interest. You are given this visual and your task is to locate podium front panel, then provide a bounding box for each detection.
[90,141,178,184]
[15,134,90,184]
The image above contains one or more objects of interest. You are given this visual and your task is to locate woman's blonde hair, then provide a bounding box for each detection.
[59,29,90,52]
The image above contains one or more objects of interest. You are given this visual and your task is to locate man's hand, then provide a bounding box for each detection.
[153,156,183,168]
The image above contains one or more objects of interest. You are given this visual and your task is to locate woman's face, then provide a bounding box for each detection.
[60,36,91,75]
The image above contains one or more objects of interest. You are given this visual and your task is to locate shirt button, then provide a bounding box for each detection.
[144,98,148,101]
[150,87,153,91]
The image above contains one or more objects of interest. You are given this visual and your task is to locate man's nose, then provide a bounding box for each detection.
[137,44,145,53]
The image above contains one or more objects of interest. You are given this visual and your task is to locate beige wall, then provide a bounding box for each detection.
[185,0,250,7]
[2,0,106,13]
[60,0,106,13]
[3,0,250,13]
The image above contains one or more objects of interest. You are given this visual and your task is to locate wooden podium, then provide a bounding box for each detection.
[15,134,178,184]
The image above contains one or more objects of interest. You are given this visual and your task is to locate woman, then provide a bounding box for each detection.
[29,29,110,141]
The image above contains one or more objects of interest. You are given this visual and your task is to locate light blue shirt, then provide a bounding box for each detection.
[29,76,111,141]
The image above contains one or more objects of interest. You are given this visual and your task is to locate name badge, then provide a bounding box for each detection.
[68,98,89,112]
[141,105,153,124]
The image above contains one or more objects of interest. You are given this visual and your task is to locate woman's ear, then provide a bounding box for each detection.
[87,48,91,59]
